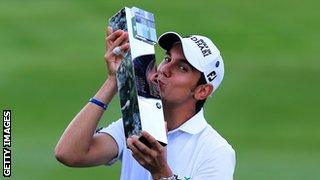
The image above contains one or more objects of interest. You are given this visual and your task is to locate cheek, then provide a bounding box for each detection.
[169,76,198,93]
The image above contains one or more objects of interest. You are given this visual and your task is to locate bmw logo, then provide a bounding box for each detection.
[156,102,162,109]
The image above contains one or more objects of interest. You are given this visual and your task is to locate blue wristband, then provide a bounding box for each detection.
[89,98,108,110]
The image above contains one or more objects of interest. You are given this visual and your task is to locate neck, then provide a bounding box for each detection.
[163,101,197,131]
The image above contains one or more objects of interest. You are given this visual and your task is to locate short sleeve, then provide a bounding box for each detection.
[98,119,125,165]
[193,145,236,180]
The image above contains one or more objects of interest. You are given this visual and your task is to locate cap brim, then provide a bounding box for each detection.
[158,32,203,72]
[158,32,183,51]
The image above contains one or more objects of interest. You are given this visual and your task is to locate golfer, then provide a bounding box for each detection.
[55,27,236,180]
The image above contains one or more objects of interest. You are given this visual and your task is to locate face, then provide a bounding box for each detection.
[154,43,201,105]
[146,61,160,98]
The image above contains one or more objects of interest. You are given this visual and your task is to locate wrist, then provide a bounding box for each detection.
[152,168,173,180]
[154,174,178,180]
[105,76,118,94]
[93,77,117,105]
[89,98,108,110]
[107,74,117,81]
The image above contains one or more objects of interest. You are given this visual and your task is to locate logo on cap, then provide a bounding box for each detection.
[189,36,212,57]
[207,71,217,82]
[215,61,220,67]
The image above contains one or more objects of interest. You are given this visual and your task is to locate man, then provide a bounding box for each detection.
[55,27,236,180]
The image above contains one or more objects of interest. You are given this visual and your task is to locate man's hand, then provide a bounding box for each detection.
[104,27,130,78]
[127,131,173,180]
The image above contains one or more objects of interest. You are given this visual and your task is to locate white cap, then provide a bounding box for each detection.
[158,32,224,93]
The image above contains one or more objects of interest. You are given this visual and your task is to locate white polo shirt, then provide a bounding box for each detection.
[99,109,236,180]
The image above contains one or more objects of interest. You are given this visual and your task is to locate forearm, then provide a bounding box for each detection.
[93,76,118,105]
[55,77,117,162]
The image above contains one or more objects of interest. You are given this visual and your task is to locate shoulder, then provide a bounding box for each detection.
[98,118,124,143]
[99,118,123,132]
[202,125,233,149]
[197,124,236,162]
[97,118,126,165]
[193,124,236,178]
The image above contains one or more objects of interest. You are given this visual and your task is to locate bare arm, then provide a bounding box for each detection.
[55,27,129,167]
[55,78,118,167]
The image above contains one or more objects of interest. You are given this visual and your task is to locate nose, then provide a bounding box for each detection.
[158,62,171,78]
[149,72,159,84]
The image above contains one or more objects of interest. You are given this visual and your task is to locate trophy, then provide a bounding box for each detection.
[109,7,167,146]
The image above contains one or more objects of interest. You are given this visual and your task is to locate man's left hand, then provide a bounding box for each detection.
[127,131,173,179]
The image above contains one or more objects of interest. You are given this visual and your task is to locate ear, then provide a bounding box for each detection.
[194,84,214,100]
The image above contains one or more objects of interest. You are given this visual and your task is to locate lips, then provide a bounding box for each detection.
[157,78,166,88]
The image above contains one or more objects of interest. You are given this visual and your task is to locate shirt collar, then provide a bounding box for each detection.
[168,108,208,135]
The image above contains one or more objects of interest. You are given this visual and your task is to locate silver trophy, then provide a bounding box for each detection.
[109,7,167,146]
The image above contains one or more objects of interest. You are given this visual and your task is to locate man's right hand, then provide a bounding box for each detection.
[104,27,130,79]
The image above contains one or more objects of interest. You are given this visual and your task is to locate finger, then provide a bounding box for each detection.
[108,43,129,59]
[128,143,152,168]
[105,27,113,48]
[119,43,130,53]
[127,137,139,154]
[106,29,124,43]
[107,26,113,37]
[106,31,124,52]
[127,137,146,160]
[131,135,153,155]
[116,38,129,50]
[141,131,163,151]
[110,32,128,50]
[107,32,127,52]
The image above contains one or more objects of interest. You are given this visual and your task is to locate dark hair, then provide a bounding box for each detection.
[195,73,207,113]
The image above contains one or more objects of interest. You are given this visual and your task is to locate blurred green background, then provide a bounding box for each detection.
[1,0,319,179]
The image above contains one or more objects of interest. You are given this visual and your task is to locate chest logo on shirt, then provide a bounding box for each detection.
[184,177,191,180]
